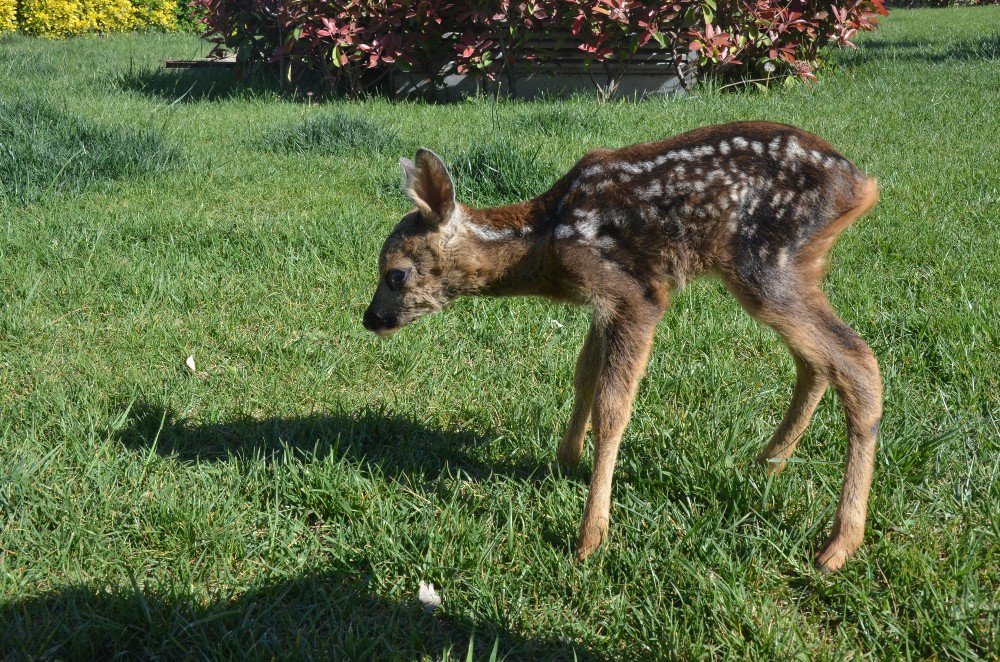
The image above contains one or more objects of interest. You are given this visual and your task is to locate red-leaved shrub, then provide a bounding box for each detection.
[195,0,888,95]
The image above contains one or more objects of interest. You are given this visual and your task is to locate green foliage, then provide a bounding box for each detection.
[196,0,888,95]
[173,0,203,32]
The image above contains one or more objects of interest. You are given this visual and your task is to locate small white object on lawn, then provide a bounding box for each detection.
[185,355,197,373]
[418,580,441,612]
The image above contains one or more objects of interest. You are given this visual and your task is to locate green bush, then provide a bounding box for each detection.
[172,0,203,32]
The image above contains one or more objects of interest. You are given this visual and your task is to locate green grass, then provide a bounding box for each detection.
[260,110,403,156]
[0,96,181,206]
[0,8,998,659]
[449,138,560,207]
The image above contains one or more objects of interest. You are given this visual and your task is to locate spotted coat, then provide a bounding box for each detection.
[465,121,872,306]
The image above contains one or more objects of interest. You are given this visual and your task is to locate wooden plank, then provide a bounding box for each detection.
[164,57,237,69]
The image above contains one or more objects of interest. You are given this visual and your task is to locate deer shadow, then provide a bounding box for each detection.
[25,403,605,658]
[0,571,596,660]
[111,400,556,483]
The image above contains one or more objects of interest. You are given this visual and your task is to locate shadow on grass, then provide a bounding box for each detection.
[114,65,435,104]
[941,33,1000,61]
[0,571,593,659]
[840,32,1000,66]
[112,401,554,483]
[19,404,593,658]
[115,65,292,103]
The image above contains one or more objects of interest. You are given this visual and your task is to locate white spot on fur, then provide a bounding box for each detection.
[555,224,574,239]
[751,141,764,155]
[467,222,520,241]
[574,208,601,239]
[438,205,466,246]
[777,248,789,269]
[733,137,749,149]
[638,204,658,222]
[718,140,731,155]
[785,136,808,160]
[637,180,663,201]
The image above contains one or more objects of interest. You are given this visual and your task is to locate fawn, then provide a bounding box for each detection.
[363,121,882,572]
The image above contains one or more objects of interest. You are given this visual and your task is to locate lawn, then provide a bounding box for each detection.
[1,7,998,659]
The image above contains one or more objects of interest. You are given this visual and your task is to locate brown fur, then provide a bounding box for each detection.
[364,122,883,572]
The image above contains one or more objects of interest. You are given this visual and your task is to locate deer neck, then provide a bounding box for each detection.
[445,198,561,299]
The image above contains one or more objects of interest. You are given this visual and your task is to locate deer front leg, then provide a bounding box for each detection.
[557,318,604,467]
[576,310,659,561]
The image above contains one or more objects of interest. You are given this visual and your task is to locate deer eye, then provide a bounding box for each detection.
[385,268,410,290]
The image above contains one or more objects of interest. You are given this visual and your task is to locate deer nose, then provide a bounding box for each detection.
[363,308,388,332]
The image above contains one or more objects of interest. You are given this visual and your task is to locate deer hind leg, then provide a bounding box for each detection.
[557,318,604,467]
[757,348,829,474]
[726,275,881,571]
[807,305,882,572]
[767,301,881,571]
[723,276,830,473]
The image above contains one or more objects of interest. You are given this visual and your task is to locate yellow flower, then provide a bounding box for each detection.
[16,0,179,36]
[0,0,16,34]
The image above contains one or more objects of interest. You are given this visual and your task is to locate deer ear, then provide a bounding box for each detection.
[401,148,456,227]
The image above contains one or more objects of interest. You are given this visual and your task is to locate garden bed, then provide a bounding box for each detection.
[193,0,888,97]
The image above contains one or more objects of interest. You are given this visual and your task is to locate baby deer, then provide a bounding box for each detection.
[364,121,882,572]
